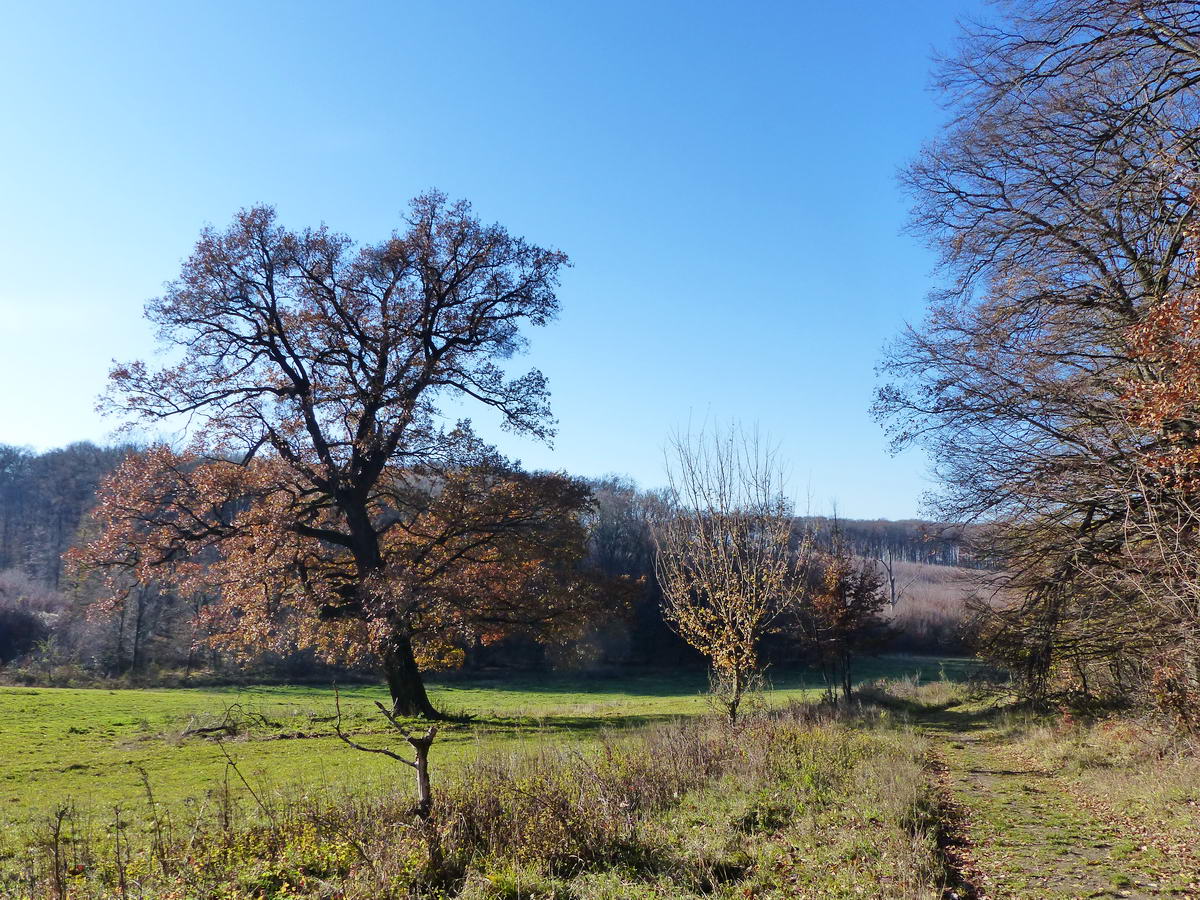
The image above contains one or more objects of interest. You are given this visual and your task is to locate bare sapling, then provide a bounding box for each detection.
[654,423,808,724]
[334,686,438,817]
[879,549,917,609]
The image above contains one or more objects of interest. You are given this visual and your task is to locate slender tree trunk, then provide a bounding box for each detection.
[465,633,485,670]
[1075,653,1090,698]
[819,660,834,704]
[408,729,436,818]
[113,600,129,677]
[729,667,743,725]
[131,590,146,675]
[382,631,440,719]
[841,652,852,703]
[184,596,202,683]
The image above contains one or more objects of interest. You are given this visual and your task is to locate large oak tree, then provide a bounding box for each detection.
[77,192,595,717]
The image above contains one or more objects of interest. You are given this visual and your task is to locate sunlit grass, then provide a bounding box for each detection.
[0,656,972,832]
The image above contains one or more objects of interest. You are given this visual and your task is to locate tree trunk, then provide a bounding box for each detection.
[130,590,146,675]
[383,632,440,719]
[728,668,742,725]
[407,729,436,818]
[113,600,128,677]
[465,632,485,670]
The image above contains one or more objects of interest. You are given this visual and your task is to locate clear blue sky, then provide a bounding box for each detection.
[0,0,981,519]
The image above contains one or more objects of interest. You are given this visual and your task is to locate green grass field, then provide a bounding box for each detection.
[0,656,970,832]
[5,658,1199,899]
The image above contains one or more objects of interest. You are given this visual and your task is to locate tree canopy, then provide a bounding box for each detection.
[74,192,607,716]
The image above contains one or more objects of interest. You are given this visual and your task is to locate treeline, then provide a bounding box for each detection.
[876,0,1200,725]
[0,446,972,682]
[0,443,133,586]
[0,445,972,592]
[800,517,976,568]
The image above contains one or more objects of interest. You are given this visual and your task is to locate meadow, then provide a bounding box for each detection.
[1,657,971,900]
[0,656,968,830]
[5,657,1197,899]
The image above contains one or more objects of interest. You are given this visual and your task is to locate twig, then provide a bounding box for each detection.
[333,686,418,768]
[214,738,275,825]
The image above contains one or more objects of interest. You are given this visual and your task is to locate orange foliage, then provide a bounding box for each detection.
[69,448,604,672]
[1123,224,1200,483]
[64,194,606,713]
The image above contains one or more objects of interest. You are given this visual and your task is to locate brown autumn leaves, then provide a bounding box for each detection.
[70,192,892,722]
[874,0,1200,723]
[69,193,614,717]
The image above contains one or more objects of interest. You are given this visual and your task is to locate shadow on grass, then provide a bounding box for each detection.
[432,658,988,743]
[871,692,1014,736]
[187,655,988,746]
[451,710,699,735]
[426,654,981,698]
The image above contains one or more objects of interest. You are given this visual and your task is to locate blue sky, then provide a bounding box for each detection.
[0,1,981,519]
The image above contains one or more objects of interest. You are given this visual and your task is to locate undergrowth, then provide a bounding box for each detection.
[2,701,950,899]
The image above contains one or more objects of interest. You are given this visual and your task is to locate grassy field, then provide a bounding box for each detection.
[4,659,1200,898]
[0,655,971,832]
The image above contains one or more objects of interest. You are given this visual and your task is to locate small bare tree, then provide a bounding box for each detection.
[879,549,917,609]
[334,687,438,817]
[654,424,806,723]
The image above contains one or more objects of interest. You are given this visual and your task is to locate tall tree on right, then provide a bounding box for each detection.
[874,0,1200,703]
[1109,238,1200,727]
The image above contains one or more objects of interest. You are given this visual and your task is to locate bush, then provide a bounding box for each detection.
[0,608,48,664]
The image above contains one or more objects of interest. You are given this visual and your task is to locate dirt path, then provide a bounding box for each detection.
[918,707,1198,899]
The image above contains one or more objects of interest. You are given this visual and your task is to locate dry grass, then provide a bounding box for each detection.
[885,561,982,654]
[3,702,950,899]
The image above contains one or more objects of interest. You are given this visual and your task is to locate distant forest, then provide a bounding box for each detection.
[0,443,132,587]
[0,442,975,682]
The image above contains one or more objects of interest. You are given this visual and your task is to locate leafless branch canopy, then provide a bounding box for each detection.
[653,424,808,720]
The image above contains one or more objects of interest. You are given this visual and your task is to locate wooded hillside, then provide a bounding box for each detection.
[0,443,977,680]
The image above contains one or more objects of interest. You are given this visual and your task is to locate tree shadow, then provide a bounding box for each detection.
[872,693,1012,735]
[429,710,701,741]
[426,655,981,700]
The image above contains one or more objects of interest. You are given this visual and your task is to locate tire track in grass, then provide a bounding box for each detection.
[928,748,983,899]
[922,706,1198,899]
